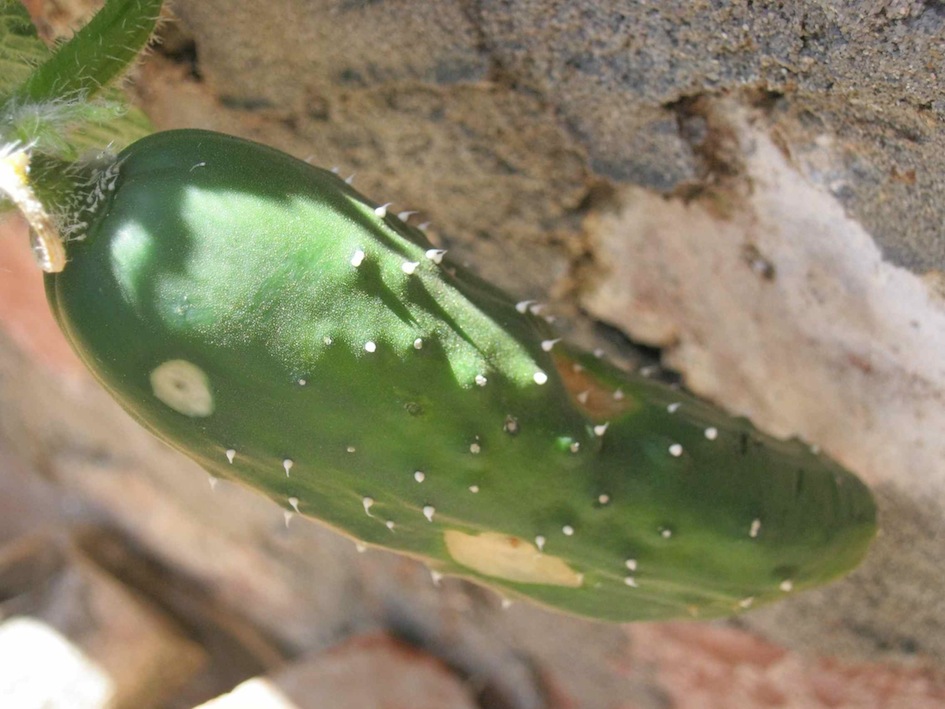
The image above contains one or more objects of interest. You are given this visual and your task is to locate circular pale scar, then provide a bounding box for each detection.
[150,359,214,417]
[444,530,583,587]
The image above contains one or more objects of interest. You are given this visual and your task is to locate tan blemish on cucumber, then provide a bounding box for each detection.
[150,359,214,417]
[445,530,584,588]
[553,352,638,419]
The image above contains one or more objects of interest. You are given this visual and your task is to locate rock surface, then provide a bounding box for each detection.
[196,634,479,709]
[2,0,945,707]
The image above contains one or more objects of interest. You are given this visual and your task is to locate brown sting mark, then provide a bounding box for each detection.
[553,352,639,420]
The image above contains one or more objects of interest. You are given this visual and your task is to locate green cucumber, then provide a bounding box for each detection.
[40,129,875,622]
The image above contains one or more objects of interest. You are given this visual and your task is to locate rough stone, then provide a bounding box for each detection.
[198,634,479,709]
[626,622,945,709]
[4,0,945,706]
[0,536,205,709]
[165,0,945,272]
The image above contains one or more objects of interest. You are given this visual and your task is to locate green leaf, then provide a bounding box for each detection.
[0,0,51,99]
[69,95,152,153]
[11,0,164,105]
[0,0,158,158]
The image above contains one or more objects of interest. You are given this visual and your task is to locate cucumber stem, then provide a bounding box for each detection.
[0,144,65,272]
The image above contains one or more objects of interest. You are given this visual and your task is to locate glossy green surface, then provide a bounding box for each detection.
[46,130,876,621]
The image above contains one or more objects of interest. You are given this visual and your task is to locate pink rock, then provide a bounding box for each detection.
[0,216,85,378]
[200,633,478,709]
[625,622,945,709]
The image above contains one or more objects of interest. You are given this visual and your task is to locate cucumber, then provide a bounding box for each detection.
[42,129,875,621]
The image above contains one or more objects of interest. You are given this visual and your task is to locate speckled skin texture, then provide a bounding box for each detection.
[44,128,875,622]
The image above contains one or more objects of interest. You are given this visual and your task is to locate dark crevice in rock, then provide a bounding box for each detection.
[153,20,202,82]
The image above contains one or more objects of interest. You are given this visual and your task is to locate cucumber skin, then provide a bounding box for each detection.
[45,130,876,622]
